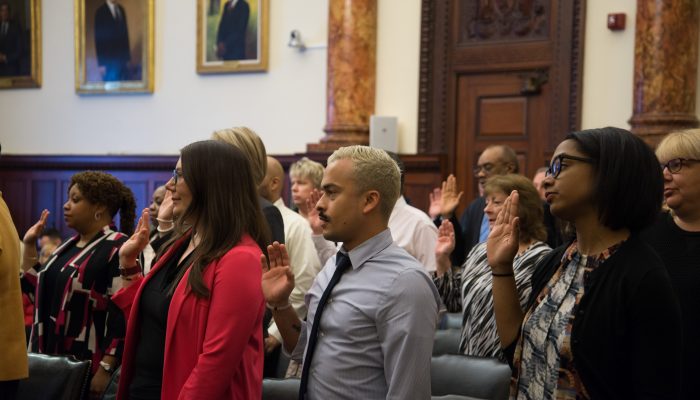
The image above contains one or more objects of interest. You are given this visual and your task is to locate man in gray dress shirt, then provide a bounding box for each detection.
[262,145,441,400]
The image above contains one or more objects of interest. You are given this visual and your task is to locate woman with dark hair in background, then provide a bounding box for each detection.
[21,171,136,399]
[641,128,700,399]
[113,140,269,400]
[488,127,683,399]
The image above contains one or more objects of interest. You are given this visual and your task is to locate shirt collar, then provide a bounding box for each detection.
[106,1,117,17]
[273,198,285,208]
[340,228,393,270]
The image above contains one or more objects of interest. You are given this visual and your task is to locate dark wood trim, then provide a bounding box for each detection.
[0,153,446,238]
[0,155,180,171]
[417,0,451,154]
[418,0,586,155]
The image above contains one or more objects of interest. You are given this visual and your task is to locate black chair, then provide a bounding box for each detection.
[16,353,91,400]
[444,312,462,330]
[262,378,300,400]
[433,329,462,356]
[431,354,511,400]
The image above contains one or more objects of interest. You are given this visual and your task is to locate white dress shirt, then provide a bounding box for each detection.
[268,199,322,342]
[388,196,438,272]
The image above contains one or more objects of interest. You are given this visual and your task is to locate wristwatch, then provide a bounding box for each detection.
[119,263,142,277]
[99,360,114,374]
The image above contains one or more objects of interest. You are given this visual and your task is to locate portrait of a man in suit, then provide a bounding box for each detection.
[0,2,22,76]
[216,0,249,60]
[94,0,131,81]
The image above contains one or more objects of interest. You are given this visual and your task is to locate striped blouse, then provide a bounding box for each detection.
[433,241,551,359]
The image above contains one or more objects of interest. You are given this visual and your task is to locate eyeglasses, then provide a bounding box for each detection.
[660,158,700,174]
[172,169,182,185]
[473,162,500,177]
[546,154,593,178]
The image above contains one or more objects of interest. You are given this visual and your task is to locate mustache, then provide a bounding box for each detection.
[318,212,330,222]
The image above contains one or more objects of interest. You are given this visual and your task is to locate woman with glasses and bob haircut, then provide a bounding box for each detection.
[112,140,269,400]
[641,128,700,400]
[488,127,682,399]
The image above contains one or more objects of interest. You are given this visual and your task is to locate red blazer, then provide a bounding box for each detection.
[113,233,265,400]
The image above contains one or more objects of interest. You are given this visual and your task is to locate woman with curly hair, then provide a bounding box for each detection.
[21,171,136,399]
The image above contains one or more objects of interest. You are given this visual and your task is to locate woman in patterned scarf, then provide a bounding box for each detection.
[488,127,682,399]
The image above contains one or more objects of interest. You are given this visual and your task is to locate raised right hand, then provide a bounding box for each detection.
[261,242,295,306]
[428,188,442,219]
[435,219,456,257]
[440,174,464,218]
[23,209,49,245]
[119,209,151,266]
[486,190,520,273]
[304,189,323,235]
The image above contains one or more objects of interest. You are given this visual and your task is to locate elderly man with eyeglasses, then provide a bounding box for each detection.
[429,145,519,265]
[431,145,564,266]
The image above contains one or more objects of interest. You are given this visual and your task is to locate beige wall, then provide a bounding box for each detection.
[0,0,698,155]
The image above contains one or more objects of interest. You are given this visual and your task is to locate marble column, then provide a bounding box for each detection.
[629,0,699,147]
[307,0,377,153]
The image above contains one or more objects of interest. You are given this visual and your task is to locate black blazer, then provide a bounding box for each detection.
[94,4,130,68]
[0,20,21,76]
[506,235,683,399]
[260,197,284,246]
[216,0,249,60]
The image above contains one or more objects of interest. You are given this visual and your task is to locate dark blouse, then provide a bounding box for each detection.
[641,212,700,400]
[39,244,82,354]
[129,238,192,400]
[505,235,683,399]
[25,226,128,370]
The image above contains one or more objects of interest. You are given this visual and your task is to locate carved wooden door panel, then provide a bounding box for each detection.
[418,0,584,209]
[455,72,549,200]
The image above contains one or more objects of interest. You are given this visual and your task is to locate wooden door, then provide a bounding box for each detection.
[456,72,549,199]
[418,0,584,211]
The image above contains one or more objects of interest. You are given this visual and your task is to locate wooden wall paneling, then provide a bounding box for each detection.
[0,154,444,239]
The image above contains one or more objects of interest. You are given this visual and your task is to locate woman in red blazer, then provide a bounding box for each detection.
[112,140,270,400]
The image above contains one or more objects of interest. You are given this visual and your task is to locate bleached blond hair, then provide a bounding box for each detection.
[656,129,700,163]
[327,146,401,219]
[289,157,324,189]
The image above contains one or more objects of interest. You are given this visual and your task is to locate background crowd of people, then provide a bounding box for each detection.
[0,126,698,399]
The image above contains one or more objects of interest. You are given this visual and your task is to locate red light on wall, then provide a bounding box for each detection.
[607,13,626,31]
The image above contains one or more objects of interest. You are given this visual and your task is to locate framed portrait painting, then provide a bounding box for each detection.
[0,0,41,89]
[75,0,154,94]
[197,0,268,74]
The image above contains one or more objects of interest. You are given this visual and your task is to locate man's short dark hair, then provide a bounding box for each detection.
[566,127,662,232]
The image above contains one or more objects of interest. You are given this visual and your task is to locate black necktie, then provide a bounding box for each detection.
[299,251,352,399]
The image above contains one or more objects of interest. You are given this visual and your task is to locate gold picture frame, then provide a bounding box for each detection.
[196,0,268,74]
[0,0,42,89]
[75,0,154,94]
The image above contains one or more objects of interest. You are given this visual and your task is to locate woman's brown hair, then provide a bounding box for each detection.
[484,174,546,243]
[70,171,136,235]
[172,140,270,298]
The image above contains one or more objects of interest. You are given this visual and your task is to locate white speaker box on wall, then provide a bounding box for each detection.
[369,116,398,153]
